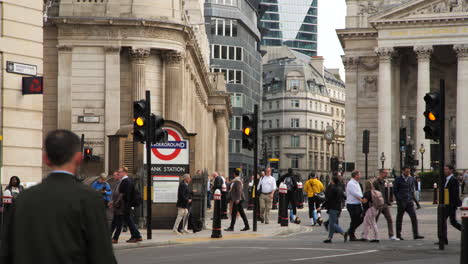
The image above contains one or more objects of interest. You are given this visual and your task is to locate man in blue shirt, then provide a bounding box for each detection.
[394,166,424,240]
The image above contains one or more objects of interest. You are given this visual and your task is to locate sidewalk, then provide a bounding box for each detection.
[113,209,311,250]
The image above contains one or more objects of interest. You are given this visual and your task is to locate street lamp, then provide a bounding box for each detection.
[450,142,457,166]
[419,144,426,172]
[380,152,386,170]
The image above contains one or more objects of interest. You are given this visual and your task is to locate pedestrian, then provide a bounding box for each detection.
[411,173,421,210]
[360,180,382,243]
[173,174,192,235]
[278,168,300,224]
[415,177,422,202]
[345,170,364,241]
[437,165,462,245]
[0,129,117,263]
[110,170,124,243]
[224,170,250,232]
[91,173,112,208]
[258,167,276,224]
[322,175,347,243]
[207,173,212,210]
[394,166,424,240]
[463,170,468,194]
[304,171,324,226]
[373,169,399,240]
[3,176,24,214]
[115,166,143,243]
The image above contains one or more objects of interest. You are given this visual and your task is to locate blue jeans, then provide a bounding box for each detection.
[328,209,344,239]
[207,191,212,209]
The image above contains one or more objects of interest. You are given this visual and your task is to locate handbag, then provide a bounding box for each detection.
[315,191,326,202]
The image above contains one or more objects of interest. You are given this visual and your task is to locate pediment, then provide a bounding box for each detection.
[369,0,468,22]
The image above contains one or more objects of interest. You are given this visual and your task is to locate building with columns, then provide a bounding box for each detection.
[338,0,468,175]
[0,0,43,186]
[262,46,346,178]
[43,0,231,178]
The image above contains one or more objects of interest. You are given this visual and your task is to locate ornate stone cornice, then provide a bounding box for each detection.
[105,46,121,53]
[130,48,150,62]
[161,50,185,64]
[342,56,361,70]
[375,47,395,62]
[360,57,379,71]
[454,44,468,58]
[414,45,433,61]
[57,45,72,52]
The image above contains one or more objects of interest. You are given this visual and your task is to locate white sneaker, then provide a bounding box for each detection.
[389,236,400,241]
[173,229,182,235]
[182,230,190,234]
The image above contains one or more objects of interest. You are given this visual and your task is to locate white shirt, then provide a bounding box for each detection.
[346,178,363,205]
[258,175,277,193]
[445,174,453,188]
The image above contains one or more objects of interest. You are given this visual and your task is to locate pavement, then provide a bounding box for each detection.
[115,200,466,263]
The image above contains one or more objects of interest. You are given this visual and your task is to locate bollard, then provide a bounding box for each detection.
[279,183,289,227]
[296,182,304,209]
[211,189,222,239]
[460,198,468,264]
[433,183,438,204]
[221,183,228,219]
[277,188,283,224]
[272,192,278,210]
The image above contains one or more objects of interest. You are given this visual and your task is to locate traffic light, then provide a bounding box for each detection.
[133,100,148,142]
[399,127,407,148]
[84,147,92,161]
[423,92,442,141]
[362,130,369,154]
[242,114,255,150]
[151,115,168,144]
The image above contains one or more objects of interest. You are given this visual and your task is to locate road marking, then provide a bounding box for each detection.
[291,250,378,261]
[206,246,352,252]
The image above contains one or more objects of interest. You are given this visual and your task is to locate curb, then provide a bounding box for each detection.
[113,240,183,250]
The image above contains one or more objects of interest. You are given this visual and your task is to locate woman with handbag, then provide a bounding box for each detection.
[304,172,324,226]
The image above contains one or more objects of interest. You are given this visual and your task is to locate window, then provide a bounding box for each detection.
[336,108,339,116]
[288,79,301,91]
[229,139,242,153]
[214,68,243,84]
[342,110,345,117]
[276,100,280,109]
[331,107,334,116]
[275,136,280,148]
[291,100,300,108]
[231,93,243,107]
[325,105,328,113]
[291,136,300,147]
[291,119,299,128]
[269,101,272,109]
[315,120,318,129]
[309,120,312,128]
[276,119,280,128]
[207,0,238,7]
[321,121,324,130]
[229,46,235,60]
[315,102,318,111]
[236,47,243,61]
[268,120,272,129]
[231,116,242,130]
[291,155,300,169]
[221,46,228,59]
[211,44,243,61]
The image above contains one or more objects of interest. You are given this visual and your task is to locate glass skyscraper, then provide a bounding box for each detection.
[260,0,318,57]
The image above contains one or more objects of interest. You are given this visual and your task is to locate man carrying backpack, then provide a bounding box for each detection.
[116,166,142,243]
[278,168,300,224]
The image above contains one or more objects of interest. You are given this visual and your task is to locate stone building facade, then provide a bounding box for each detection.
[204,0,262,177]
[338,0,468,175]
[262,46,345,178]
[0,1,43,185]
[43,0,231,177]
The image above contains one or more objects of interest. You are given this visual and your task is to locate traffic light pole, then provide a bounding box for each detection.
[437,80,445,250]
[145,90,153,240]
[253,104,259,232]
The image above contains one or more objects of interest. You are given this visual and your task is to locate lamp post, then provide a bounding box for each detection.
[380,152,386,170]
[419,144,426,172]
[450,142,457,166]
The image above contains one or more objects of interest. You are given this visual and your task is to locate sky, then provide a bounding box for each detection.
[317,0,346,80]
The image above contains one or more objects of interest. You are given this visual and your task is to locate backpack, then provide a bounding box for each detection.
[371,190,384,210]
[284,176,294,191]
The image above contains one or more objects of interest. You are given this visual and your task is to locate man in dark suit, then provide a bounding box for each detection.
[0,129,117,264]
[224,170,249,231]
[438,165,462,245]
[173,174,191,234]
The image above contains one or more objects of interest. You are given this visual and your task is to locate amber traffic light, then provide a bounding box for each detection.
[423,92,442,141]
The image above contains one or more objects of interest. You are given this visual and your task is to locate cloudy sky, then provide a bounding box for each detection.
[317,0,346,79]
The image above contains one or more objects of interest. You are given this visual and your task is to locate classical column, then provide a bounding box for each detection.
[162,50,185,123]
[342,56,360,164]
[130,48,150,101]
[57,45,73,130]
[376,47,395,169]
[454,45,468,169]
[414,46,433,171]
[104,46,121,173]
[392,54,401,169]
[215,110,229,177]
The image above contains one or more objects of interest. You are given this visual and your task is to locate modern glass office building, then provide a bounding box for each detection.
[259,0,318,57]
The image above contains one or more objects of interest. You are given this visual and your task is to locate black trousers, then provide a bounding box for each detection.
[396,200,419,238]
[229,201,249,229]
[346,204,363,237]
[440,206,462,242]
[286,191,297,216]
[111,215,124,240]
[308,197,321,218]
[221,192,228,217]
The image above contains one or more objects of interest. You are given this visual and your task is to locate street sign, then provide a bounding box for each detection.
[6,61,37,76]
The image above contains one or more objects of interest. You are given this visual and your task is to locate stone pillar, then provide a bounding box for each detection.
[454,45,468,169]
[162,50,185,123]
[392,54,401,169]
[215,110,228,177]
[104,46,121,174]
[342,56,360,164]
[57,45,73,130]
[130,48,150,101]
[414,46,433,171]
[376,47,394,169]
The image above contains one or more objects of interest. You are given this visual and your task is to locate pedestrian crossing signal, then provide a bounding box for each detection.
[84,147,92,161]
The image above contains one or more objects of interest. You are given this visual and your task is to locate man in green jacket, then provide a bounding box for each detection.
[1,129,117,264]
